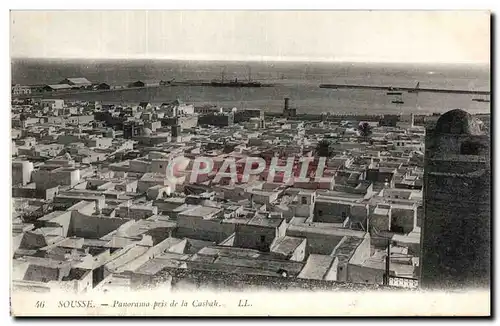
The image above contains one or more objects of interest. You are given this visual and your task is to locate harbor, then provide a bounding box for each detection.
[14,82,490,116]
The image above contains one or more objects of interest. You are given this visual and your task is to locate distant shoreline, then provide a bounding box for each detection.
[11,59,490,115]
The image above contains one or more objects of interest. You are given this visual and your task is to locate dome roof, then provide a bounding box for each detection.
[143,128,153,136]
[435,109,483,135]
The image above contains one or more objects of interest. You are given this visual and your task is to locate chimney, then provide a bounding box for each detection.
[171,125,181,138]
[284,98,290,111]
[95,200,101,215]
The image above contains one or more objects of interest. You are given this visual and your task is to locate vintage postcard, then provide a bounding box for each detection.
[10,10,491,317]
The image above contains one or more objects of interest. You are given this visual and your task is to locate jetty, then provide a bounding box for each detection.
[319,84,490,95]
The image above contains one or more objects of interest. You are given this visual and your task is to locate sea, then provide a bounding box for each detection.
[11,59,491,115]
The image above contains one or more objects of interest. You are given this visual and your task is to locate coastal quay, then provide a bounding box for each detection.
[12,84,171,100]
[319,83,491,95]
[12,80,275,100]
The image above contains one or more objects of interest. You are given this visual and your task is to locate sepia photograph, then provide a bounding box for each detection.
[8,9,491,317]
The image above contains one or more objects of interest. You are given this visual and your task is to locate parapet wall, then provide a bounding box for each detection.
[136,267,398,291]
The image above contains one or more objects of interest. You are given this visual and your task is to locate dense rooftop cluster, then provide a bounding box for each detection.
[11,95,427,293]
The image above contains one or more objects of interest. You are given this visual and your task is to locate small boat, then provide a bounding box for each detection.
[472,95,490,103]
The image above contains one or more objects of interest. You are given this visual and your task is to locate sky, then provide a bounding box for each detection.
[10,11,490,64]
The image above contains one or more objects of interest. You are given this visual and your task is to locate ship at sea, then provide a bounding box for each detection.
[391,92,405,105]
[165,67,273,88]
[208,67,271,88]
[209,78,264,87]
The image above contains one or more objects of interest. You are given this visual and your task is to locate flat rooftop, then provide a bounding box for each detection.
[298,254,336,280]
[247,216,283,228]
[288,223,366,238]
[179,206,222,219]
[271,236,305,256]
[334,236,365,265]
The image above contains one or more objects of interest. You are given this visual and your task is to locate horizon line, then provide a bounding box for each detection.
[10,55,490,66]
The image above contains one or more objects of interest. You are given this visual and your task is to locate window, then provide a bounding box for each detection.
[159,165,163,169]
[318,210,323,216]
[301,197,308,205]
[460,141,483,156]
[341,212,347,219]
[260,235,266,243]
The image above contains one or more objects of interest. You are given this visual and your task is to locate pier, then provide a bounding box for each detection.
[319,84,490,95]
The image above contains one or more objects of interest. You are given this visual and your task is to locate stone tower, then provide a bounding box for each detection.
[420,109,490,289]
